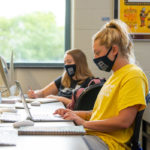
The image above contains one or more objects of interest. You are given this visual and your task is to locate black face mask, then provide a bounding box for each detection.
[93,47,118,72]
[64,64,76,77]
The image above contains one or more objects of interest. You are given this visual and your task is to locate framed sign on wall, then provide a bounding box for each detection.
[114,0,150,41]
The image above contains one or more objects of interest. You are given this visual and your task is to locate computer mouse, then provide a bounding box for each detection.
[31,101,41,106]
[0,108,17,113]
[13,120,34,128]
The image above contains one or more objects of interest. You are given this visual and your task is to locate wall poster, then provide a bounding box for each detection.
[114,0,150,41]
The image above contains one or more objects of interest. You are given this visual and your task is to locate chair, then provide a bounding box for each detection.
[127,93,150,150]
[73,83,104,110]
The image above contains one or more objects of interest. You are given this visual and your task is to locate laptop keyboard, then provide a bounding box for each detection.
[0,112,22,122]
[32,114,65,122]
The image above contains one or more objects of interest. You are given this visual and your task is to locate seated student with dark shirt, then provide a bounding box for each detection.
[28,49,94,106]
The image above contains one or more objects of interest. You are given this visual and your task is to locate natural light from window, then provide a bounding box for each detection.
[0,0,65,63]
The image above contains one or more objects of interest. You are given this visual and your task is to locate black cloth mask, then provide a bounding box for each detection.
[65,64,76,77]
[93,47,118,72]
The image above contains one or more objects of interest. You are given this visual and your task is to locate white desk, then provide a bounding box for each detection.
[0,102,89,150]
[3,135,89,150]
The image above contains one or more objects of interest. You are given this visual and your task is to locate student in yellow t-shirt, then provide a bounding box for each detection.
[54,19,149,150]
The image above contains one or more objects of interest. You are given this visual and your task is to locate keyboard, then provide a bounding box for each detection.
[30,114,72,122]
[0,128,17,145]
[0,112,22,122]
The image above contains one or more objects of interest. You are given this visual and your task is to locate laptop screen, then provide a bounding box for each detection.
[0,57,10,95]
[15,81,33,120]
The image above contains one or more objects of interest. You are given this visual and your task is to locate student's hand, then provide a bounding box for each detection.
[54,108,86,125]
[63,111,86,126]
[53,108,71,116]
[28,90,37,99]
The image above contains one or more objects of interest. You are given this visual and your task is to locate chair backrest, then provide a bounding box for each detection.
[73,83,104,110]
[128,110,144,150]
[127,92,150,150]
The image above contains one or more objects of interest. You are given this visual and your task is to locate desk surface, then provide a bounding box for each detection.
[0,102,89,150]
[2,135,89,150]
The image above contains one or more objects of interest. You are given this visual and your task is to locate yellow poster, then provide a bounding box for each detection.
[119,0,150,34]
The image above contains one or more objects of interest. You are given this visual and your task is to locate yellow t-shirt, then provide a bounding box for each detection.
[86,64,149,150]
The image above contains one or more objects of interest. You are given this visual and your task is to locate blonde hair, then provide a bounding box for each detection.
[93,19,135,63]
[61,49,94,87]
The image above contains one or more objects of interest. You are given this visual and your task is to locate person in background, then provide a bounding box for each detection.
[28,49,94,106]
[54,19,149,149]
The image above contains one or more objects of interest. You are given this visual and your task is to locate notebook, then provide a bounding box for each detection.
[0,104,15,108]
[1,96,21,104]
[18,125,86,135]
[0,112,22,122]
[0,128,17,146]
[15,81,72,122]
[25,98,59,104]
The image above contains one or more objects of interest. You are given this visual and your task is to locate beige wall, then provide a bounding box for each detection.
[16,0,150,93]
[15,68,63,92]
[72,0,150,81]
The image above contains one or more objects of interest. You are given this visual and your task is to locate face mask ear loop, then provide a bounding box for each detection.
[106,46,118,62]
[113,53,118,62]
[106,46,112,56]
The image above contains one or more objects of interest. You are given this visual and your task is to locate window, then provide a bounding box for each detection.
[0,0,70,68]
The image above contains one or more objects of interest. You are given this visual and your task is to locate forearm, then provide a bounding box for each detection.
[57,96,72,106]
[42,88,58,97]
[83,118,125,133]
[34,90,44,98]
[42,81,58,97]
[74,111,92,120]
[33,89,52,98]
[83,106,138,133]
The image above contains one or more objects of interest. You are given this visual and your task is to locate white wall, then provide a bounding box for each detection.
[72,0,114,80]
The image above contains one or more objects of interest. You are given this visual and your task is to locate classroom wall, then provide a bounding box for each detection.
[16,0,150,93]
[72,0,150,82]
[15,68,63,92]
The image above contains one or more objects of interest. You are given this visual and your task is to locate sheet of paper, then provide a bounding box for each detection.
[0,128,17,146]
[26,98,58,103]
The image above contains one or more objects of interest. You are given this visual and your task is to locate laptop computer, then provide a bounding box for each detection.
[0,51,15,96]
[0,56,10,95]
[15,81,72,122]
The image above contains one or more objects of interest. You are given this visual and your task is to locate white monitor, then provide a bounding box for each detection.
[0,51,15,96]
[0,56,10,95]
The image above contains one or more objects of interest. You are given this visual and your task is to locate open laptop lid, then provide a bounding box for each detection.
[15,81,33,120]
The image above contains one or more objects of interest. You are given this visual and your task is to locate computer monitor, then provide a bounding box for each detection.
[0,51,15,96]
[0,56,10,95]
